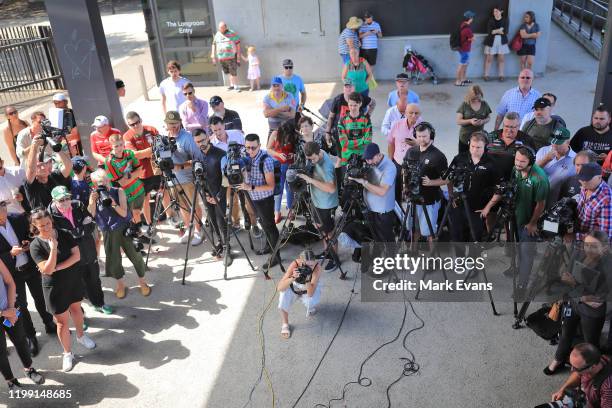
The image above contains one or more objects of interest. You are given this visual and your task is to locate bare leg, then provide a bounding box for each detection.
[142,192,152,225]
[484,54,492,77]
[280,309,289,326]
[455,64,463,84]
[255,78,261,90]
[498,54,505,78]
[526,55,534,69]
[68,302,85,338]
[54,312,72,353]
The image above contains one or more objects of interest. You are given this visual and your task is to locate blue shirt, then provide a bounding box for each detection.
[71,179,91,206]
[359,21,381,49]
[171,129,200,184]
[281,75,306,106]
[263,91,296,130]
[338,28,360,55]
[535,146,576,206]
[364,156,396,213]
[246,150,275,201]
[311,152,338,210]
[496,86,541,121]
[387,90,420,107]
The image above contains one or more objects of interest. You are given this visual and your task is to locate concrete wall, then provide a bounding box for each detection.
[211,0,553,83]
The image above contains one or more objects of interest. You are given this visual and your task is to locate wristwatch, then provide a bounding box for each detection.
[251,184,255,191]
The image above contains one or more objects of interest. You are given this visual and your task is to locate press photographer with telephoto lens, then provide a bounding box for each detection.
[87,169,150,300]
[277,249,322,339]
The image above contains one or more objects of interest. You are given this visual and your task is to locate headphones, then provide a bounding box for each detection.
[413,121,436,140]
[516,144,536,165]
[467,131,489,153]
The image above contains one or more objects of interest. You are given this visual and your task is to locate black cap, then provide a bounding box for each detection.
[577,162,603,181]
[115,79,125,89]
[210,95,223,106]
[533,97,552,109]
[395,73,410,81]
[282,59,293,67]
[364,11,373,18]
[71,156,88,172]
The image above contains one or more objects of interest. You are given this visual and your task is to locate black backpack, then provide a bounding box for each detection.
[450,27,462,50]
[259,153,282,195]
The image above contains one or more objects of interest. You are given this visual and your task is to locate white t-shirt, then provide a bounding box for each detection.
[159,76,190,112]
[0,166,26,213]
[211,129,245,151]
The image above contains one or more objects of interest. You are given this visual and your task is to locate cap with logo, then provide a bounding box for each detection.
[533,97,552,109]
[577,162,603,181]
[209,95,223,106]
[92,115,109,128]
[363,143,380,160]
[550,127,571,145]
[52,93,66,102]
[164,111,181,124]
[395,73,410,82]
[282,59,293,67]
[51,185,72,201]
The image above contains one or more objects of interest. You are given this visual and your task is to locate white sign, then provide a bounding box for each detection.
[165,20,205,35]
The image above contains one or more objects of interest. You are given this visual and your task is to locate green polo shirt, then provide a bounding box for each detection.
[513,164,550,227]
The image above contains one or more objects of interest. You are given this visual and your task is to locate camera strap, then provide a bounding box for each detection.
[290,283,307,296]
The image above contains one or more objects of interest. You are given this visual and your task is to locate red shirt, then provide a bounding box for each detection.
[123,125,158,179]
[460,22,474,52]
[270,138,295,165]
[90,127,121,163]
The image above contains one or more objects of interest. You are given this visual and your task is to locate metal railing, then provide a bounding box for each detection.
[0,25,65,95]
[553,0,608,55]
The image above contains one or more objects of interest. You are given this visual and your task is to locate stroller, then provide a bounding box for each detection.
[402,46,438,85]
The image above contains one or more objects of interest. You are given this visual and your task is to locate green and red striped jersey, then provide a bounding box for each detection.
[104,149,144,202]
[337,113,372,165]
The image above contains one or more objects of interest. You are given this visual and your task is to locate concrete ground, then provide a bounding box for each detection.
[0,16,605,408]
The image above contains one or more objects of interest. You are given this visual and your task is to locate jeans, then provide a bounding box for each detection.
[12,264,54,337]
[205,187,228,246]
[360,89,370,98]
[274,163,294,213]
[0,317,32,380]
[252,196,279,252]
[518,226,538,287]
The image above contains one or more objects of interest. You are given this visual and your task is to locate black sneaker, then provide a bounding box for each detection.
[315,251,329,260]
[25,368,44,385]
[45,323,57,335]
[325,258,338,272]
[352,248,361,263]
[7,378,22,389]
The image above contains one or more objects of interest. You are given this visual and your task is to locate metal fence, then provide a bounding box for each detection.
[553,0,608,56]
[0,25,64,98]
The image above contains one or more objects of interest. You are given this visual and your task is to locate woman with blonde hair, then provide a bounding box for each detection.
[455,85,492,153]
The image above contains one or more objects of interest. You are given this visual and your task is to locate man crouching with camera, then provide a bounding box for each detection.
[277,249,321,339]
[540,343,612,408]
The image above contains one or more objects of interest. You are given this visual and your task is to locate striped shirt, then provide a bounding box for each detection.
[577,181,612,241]
[213,29,240,61]
[337,113,372,165]
[496,86,542,120]
[359,21,381,49]
[105,149,144,203]
[338,28,360,55]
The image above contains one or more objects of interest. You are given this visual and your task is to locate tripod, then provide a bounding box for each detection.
[436,189,499,315]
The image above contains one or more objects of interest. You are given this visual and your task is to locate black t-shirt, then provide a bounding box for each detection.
[446,153,500,210]
[24,171,70,210]
[199,145,226,198]
[209,109,242,132]
[486,130,535,181]
[558,174,581,201]
[30,230,78,282]
[408,144,448,204]
[330,94,371,130]
[570,126,612,158]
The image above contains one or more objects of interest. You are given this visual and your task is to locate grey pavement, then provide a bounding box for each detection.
[0,20,605,408]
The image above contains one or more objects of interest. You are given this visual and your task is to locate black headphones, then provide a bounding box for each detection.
[413,121,436,140]
[467,131,489,153]
[516,144,536,165]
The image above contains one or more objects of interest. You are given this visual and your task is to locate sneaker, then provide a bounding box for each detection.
[231,224,242,233]
[179,232,190,244]
[226,86,234,91]
[191,232,203,246]
[25,368,44,385]
[77,334,96,350]
[307,307,317,316]
[325,258,338,272]
[7,378,22,389]
[94,305,114,315]
[252,225,263,238]
[82,318,88,331]
[62,352,74,372]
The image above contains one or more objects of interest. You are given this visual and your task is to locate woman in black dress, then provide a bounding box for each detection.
[29,210,96,372]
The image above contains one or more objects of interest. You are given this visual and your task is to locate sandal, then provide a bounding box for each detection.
[454,82,466,87]
[140,284,151,297]
[483,76,490,82]
[281,323,291,339]
[499,76,506,82]
[463,79,473,84]
[115,286,127,299]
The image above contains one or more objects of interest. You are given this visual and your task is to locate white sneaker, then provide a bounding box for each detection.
[77,334,96,349]
[179,232,190,244]
[62,352,74,372]
[191,232,203,246]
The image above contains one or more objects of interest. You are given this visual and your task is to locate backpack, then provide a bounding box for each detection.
[449,27,462,51]
[259,153,282,195]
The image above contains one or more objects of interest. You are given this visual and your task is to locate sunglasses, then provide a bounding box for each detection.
[6,111,17,116]
[127,120,141,127]
[571,363,593,373]
[272,84,281,87]
[283,66,293,69]
[245,146,259,151]
[519,76,532,79]
[183,91,194,96]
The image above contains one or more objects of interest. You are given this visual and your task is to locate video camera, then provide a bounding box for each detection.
[40,119,68,154]
[286,141,314,194]
[193,160,207,180]
[295,263,313,284]
[534,387,586,408]
[401,148,422,200]
[539,197,577,238]
[96,185,113,208]
[342,154,370,199]
[444,161,471,193]
[152,135,177,177]
[224,141,247,186]
[495,179,518,213]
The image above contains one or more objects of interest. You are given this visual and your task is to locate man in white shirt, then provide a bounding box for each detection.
[209,116,245,151]
[381,90,407,136]
[0,157,26,214]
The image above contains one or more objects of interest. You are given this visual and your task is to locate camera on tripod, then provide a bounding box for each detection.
[96,186,113,207]
[495,179,518,211]
[286,142,314,194]
[401,149,422,199]
[344,154,370,186]
[224,141,247,186]
[295,263,314,284]
[534,387,586,408]
[445,162,471,193]
[539,197,577,238]
[152,135,177,176]
[193,160,207,180]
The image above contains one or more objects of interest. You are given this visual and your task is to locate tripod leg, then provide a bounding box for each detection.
[145,182,165,267]
[223,190,234,280]
[181,183,201,285]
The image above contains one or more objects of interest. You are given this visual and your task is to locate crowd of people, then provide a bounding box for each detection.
[0,7,610,406]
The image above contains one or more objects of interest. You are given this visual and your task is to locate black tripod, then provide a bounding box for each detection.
[436,189,499,315]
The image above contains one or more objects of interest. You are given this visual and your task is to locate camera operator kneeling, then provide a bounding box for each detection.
[277,250,321,339]
[544,343,612,408]
[88,169,150,299]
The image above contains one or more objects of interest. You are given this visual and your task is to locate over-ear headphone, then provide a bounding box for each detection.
[413,121,436,140]
[468,131,489,153]
[516,144,536,165]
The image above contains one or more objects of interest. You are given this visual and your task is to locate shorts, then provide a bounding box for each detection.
[129,194,145,211]
[360,48,378,66]
[517,43,536,56]
[484,36,509,55]
[340,53,350,65]
[141,175,161,194]
[278,283,321,313]
[315,207,337,234]
[404,200,441,237]
[220,59,238,76]
[458,51,470,65]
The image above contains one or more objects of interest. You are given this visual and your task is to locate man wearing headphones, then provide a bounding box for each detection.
[405,122,448,243]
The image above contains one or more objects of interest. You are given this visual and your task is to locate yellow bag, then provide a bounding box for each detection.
[367,76,378,91]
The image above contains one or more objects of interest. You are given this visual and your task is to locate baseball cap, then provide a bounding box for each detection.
[52,93,66,102]
[577,162,603,181]
[533,97,552,109]
[363,143,380,160]
[282,59,293,67]
[51,185,71,201]
[91,115,109,128]
[464,10,476,19]
[71,156,88,173]
[550,127,570,144]
[115,79,125,89]
[164,111,181,124]
[271,76,283,85]
[364,11,373,18]
[395,73,410,81]
[210,95,223,106]
[343,78,354,86]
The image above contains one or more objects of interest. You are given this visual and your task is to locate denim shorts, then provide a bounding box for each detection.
[458,51,470,65]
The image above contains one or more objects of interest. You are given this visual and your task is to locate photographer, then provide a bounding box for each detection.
[576,162,612,242]
[49,186,112,315]
[87,169,150,299]
[445,132,500,246]
[240,134,281,268]
[192,129,228,259]
[163,111,204,246]
[277,250,322,339]
[550,343,612,407]
[406,123,448,243]
[24,132,73,210]
[298,142,340,272]
[349,143,397,243]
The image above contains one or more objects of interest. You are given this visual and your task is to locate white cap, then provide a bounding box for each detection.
[52,93,66,102]
[91,115,109,128]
